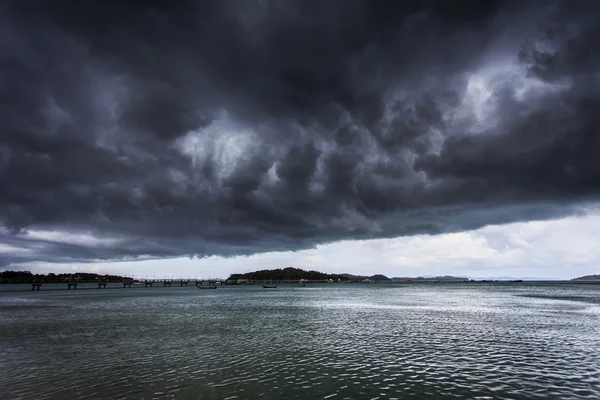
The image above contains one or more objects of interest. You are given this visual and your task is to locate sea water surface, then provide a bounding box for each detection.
[1,282,599,399]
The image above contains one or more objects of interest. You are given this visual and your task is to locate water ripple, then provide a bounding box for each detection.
[1,284,599,399]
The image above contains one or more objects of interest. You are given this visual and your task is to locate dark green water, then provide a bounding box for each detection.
[1,283,599,399]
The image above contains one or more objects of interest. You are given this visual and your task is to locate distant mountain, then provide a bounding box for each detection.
[292,271,564,282]
[340,273,367,280]
[463,276,562,281]
[391,275,466,281]
[572,274,600,281]
[369,274,391,281]
[339,273,391,281]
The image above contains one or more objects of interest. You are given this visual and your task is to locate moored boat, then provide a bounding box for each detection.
[198,285,217,289]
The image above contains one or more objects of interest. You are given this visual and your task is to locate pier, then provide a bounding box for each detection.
[18,278,227,291]
[8,278,406,291]
[19,278,339,291]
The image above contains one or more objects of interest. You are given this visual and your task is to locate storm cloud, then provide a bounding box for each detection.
[1,0,600,265]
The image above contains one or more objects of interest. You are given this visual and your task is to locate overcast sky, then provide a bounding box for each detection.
[1,1,600,279]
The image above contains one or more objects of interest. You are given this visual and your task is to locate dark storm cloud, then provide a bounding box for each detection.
[1,0,600,265]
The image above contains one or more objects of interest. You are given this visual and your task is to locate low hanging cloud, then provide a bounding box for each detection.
[1,0,600,266]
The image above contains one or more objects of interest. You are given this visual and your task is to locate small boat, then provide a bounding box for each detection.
[198,285,217,289]
[262,285,277,288]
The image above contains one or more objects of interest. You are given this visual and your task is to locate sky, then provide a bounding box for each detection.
[1,1,600,279]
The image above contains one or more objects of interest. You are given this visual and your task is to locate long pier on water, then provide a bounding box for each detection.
[24,279,228,291]
[20,278,362,291]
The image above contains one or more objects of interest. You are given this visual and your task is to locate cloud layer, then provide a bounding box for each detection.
[14,207,600,280]
[1,1,600,265]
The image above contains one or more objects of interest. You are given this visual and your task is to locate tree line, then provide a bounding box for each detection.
[0,270,133,283]
[228,267,348,282]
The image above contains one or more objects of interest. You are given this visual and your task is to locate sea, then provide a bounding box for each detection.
[1,282,599,399]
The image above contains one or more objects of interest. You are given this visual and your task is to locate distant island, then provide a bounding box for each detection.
[0,270,133,284]
[228,267,348,282]
[228,269,471,283]
[572,274,600,281]
[228,268,400,283]
[340,273,390,282]
[340,273,467,282]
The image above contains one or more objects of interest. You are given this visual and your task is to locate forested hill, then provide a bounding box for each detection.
[0,270,132,283]
[228,267,348,281]
[572,274,600,281]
